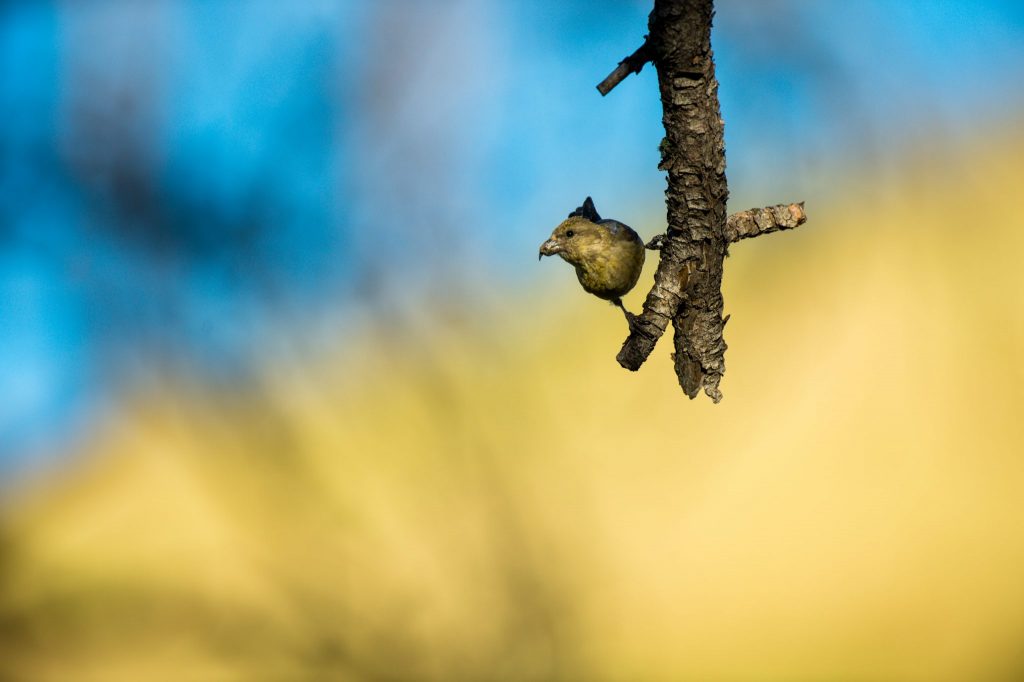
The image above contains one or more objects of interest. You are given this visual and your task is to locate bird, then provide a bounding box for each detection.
[538,197,645,328]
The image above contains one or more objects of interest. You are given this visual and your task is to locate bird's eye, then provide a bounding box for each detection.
[566,230,575,238]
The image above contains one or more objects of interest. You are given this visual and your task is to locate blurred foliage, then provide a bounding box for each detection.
[2,132,1023,680]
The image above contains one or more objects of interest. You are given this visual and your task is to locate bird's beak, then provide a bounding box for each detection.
[538,238,561,261]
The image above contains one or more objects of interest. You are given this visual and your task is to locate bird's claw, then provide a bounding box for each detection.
[613,298,640,333]
[645,234,665,250]
[624,310,640,333]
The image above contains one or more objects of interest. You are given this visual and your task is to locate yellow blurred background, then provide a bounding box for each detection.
[3,126,1023,680]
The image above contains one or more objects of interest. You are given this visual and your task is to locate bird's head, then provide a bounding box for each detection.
[538,216,605,266]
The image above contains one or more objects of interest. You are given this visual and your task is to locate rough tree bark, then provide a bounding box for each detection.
[598,0,807,402]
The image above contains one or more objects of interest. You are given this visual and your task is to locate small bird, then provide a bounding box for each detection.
[538,197,645,327]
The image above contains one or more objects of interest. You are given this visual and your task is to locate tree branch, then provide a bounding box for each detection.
[616,0,725,395]
[725,202,806,243]
[645,203,808,248]
[596,40,653,96]
[608,0,809,402]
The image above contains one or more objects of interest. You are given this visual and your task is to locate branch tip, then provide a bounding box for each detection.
[596,39,652,96]
[724,202,808,243]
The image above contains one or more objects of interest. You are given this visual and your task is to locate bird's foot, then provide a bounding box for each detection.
[624,310,640,333]
[645,234,665,250]
[613,298,640,333]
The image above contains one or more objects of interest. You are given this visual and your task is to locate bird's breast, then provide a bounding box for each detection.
[575,240,644,300]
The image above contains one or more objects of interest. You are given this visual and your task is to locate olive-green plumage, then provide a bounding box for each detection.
[538,198,645,317]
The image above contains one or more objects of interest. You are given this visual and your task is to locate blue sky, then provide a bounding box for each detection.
[2,0,1023,474]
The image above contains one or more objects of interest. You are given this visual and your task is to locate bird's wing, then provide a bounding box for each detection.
[599,219,643,244]
[568,196,602,222]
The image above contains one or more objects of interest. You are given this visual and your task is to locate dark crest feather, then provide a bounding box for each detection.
[568,196,601,222]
